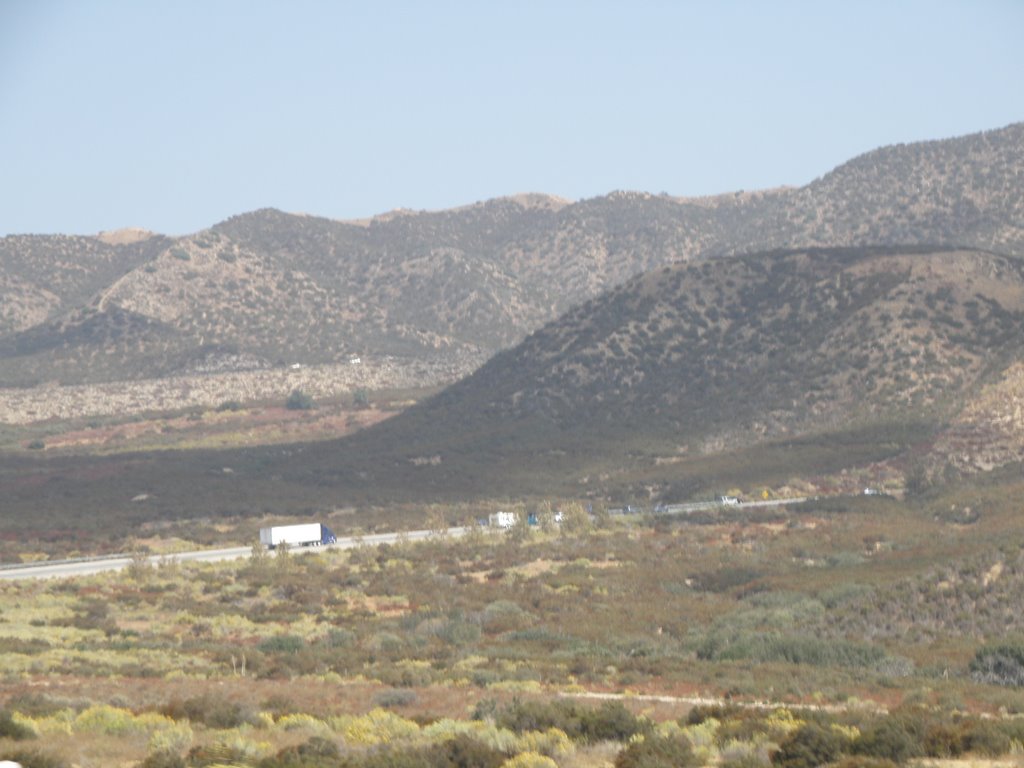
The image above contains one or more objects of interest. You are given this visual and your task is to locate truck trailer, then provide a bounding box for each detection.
[259,523,337,549]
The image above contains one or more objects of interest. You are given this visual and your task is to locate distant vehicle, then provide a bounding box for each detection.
[717,495,740,506]
[259,523,337,549]
[488,511,518,529]
[863,488,882,496]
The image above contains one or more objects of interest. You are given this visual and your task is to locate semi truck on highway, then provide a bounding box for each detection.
[259,523,337,549]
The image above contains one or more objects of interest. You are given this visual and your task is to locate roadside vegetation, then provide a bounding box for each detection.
[5,480,1024,764]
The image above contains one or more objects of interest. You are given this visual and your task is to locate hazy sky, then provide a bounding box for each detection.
[2,1,1022,236]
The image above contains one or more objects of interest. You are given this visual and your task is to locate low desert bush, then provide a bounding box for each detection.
[614,733,700,768]
[0,708,35,740]
[772,723,847,768]
[970,642,1024,687]
[161,693,258,729]
[491,699,648,744]
[373,688,419,708]
[137,750,187,768]
[852,718,922,763]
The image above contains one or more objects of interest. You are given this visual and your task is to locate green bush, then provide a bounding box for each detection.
[697,632,891,669]
[261,735,341,766]
[373,688,418,709]
[162,693,257,729]
[922,722,966,758]
[0,708,35,740]
[493,698,647,744]
[188,741,258,767]
[3,692,67,717]
[138,750,186,768]
[961,718,1011,757]
[832,758,898,768]
[685,703,743,726]
[286,389,315,410]
[853,718,922,763]
[258,634,306,654]
[772,724,846,768]
[615,733,700,768]
[970,643,1024,687]
[353,734,506,768]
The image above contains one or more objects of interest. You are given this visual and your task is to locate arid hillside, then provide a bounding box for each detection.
[287,245,1024,498]
[3,246,1024,531]
[1,123,1022,390]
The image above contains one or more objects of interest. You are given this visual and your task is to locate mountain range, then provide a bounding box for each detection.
[1,122,1022,388]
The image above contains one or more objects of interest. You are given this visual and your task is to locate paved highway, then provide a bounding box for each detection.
[0,527,469,581]
[658,497,809,515]
[0,497,812,582]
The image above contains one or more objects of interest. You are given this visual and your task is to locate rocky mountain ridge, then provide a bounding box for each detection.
[1,122,1022,391]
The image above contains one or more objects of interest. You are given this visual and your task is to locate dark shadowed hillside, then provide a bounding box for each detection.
[282,246,1024,498]
[1,123,1022,388]
[3,246,1024,525]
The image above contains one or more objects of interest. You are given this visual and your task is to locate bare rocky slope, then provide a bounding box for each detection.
[1,123,1022,390]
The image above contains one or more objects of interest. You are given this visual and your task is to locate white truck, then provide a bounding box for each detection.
[488,511,518,529]
[259,522,337,549]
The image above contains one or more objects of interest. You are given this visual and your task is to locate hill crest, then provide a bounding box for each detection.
[1,122,1022,388]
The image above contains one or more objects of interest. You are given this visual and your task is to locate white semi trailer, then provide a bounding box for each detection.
[259,523,337,549]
